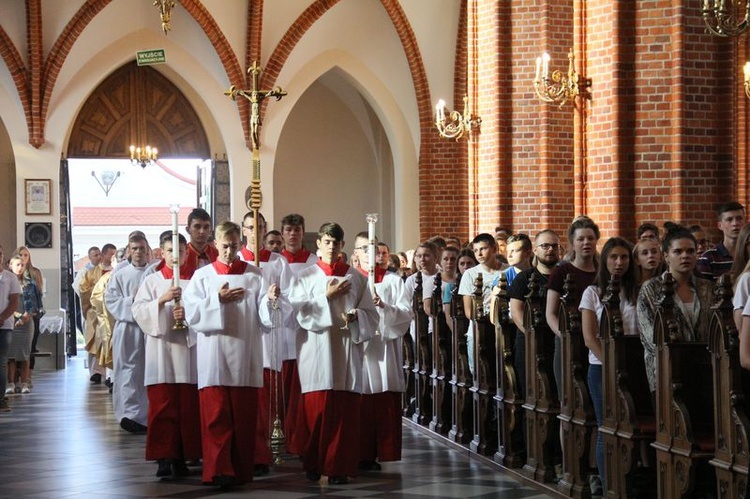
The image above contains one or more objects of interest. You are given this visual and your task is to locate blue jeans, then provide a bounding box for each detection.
[588,363,605,489]
[0,329,11,398]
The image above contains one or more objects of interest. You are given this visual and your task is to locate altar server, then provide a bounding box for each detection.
[133,231,200,479]
[289,222,379,485]
[352,232,412,470]
[182,220,278,488]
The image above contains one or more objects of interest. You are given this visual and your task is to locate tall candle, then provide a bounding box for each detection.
[365,213,379,296]
[170,204,180,288]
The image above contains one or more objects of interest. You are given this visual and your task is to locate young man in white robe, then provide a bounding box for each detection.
[182,221,279,488]
[277,213,318,456]
[238,210,293,475]
[352,232,412,471]
[105,234,151,433]
[132,231,200,479]
[289,222,379,485]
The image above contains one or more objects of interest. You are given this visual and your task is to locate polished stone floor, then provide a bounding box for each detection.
[0,358,553,498]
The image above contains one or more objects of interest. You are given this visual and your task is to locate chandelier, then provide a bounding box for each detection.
[129,145,158,168]
[154,0,176,35]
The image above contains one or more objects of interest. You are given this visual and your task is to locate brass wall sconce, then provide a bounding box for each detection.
[534,49,586,108]
[435,95,482,141]
[703,0,749,37]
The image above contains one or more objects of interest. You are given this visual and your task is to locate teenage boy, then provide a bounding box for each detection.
[183,221,278,488]
[352,232,412,471]
[289,223,379,485]
[697,201,745,280]
[133,231,200,479]
[185,208,217,271]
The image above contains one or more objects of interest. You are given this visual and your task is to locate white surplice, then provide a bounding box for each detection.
[289,264,380,394]
[362,272,413,394]
[182,264,269,389]
[132,272,198,386]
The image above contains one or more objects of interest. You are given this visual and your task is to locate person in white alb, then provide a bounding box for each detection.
[182,220,279,489]
[132,231,201,479]
[289,222,379,485]
[352,232,412,470]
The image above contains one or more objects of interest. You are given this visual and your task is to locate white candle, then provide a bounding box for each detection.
[542,52,550,79]
[436,100,446,122]
[365,213,379,295]
[170,205,180,288]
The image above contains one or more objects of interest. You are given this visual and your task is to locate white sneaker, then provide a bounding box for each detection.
[20,383,30,394]
[5,383,14,395]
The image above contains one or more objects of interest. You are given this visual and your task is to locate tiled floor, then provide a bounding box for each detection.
[0,358,553,498]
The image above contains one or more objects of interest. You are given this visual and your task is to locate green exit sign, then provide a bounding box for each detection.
[136,49,166,66]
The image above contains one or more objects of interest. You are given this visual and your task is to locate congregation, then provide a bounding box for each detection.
[0,201,746,495]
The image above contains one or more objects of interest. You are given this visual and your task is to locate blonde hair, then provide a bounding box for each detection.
[215,220,241,241]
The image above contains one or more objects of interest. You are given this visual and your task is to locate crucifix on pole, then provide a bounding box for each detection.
[224,61,287,266]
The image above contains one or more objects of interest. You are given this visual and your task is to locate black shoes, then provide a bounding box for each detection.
[90,373,102,384]
[120,417,147,433]
[156,460,172,477]
[172,459,190,477]
[212,475,237,489]
[328,475,349,485]
[104,377,112,388]
[358,460,382,471]
[306,471,321,481]
[254,464,270,476]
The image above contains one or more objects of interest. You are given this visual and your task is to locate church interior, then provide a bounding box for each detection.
[2,1,750,497]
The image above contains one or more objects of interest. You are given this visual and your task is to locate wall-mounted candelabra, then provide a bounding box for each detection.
[435,95,482,141]
[534,49,585,108]
[702,0,749,37]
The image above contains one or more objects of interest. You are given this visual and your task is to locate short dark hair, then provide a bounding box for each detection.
[187,208,211,227]
[281,213,305,231]
[264,229,281,240]
[688,224,704,233]
[377,242,390,252]
[87,246,100,255]
[717,201,745,218]
[159,230,187,248]
[318,222,344,242]
[507,233,532,252]
[101,243,117,253]
[243,210,267,226]
[637,222,659,239]
[128,234,148,246]
[472,233,496,247]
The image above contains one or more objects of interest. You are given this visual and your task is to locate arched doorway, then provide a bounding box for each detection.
[62,61,212,355]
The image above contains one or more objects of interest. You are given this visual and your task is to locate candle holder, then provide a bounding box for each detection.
[703,0,750,37]
[533,49,587,108]
[435,96,481,141]
[169,204,187,331]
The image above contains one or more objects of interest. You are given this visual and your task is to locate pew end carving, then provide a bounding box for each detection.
[470,272,498,456]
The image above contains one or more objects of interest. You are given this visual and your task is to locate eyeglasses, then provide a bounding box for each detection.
[537,243,560,251]
[355,245,369,252]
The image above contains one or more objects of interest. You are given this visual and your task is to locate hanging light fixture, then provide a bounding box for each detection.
[154,0,176,34]
[703,0,750,37]
[129,145,158,168]
[91,170,121,197]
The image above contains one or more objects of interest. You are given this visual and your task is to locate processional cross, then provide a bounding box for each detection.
[224,61,287,266]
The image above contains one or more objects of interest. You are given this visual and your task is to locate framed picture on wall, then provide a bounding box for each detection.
[25,179,52,215]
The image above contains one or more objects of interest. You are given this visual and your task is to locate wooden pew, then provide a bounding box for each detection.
[492,272,525,467]
[599,275,656,498]
[652,272,715,498]
[470,273,498,456]
[429,273,452,435]
[557,273,597,498]
[449,272,473,445]
[521,271,560,483]
[708,274,750,498]
[412,271,433,426]
[402,273,417,417]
